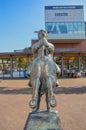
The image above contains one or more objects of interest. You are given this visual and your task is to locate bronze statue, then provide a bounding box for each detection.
[27,29,61,111]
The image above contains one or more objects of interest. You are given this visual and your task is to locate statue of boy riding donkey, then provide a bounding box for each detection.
[27,29,61,111]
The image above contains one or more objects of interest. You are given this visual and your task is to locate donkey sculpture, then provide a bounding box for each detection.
[29,30,60,111]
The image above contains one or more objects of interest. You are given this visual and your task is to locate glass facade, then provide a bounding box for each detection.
[0,57,33,79]
[45,22,85,39]
[46,22,85,34]
[54,56,86,77]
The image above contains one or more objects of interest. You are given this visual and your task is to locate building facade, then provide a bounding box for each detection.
[32,5,86,77]
[45,5,86,77]
[0,51,33,79]
[0,5,86,79]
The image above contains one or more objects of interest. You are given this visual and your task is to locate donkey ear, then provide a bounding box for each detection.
[47,30,53,33]
[34,31,39,33]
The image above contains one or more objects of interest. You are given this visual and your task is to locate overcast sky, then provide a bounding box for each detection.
[0,0,86,52]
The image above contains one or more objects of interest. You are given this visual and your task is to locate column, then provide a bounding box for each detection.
[78,55,80,72]
[19,58,21,77]
[2,59,4,79]
[61,55,64,77]
[10,55,13,78]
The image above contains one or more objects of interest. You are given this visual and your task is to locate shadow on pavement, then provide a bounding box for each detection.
[0,87,32,95]
[54,86,86,94]
[0,86,86,95]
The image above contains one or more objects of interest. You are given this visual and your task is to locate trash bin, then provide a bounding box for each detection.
[24,70,27,78]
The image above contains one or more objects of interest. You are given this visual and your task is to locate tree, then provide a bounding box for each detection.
[23,47,31,52]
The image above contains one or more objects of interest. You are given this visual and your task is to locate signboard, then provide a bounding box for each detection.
[45,5,84,22]
[45,5,85,39]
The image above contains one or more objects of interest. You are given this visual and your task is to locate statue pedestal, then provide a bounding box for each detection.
[24,110,63,130]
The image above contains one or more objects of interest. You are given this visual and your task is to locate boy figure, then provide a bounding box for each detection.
[27,29,60,86]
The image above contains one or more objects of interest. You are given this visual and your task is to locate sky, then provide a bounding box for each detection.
[0,0,86,52]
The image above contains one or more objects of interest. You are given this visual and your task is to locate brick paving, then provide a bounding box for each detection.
[0,78,86,130]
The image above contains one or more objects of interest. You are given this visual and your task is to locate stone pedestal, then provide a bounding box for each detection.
[24,110,63,130]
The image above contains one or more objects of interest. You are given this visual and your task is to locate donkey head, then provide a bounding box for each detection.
[34,29,48,40]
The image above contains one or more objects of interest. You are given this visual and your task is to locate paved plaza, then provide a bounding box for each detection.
[0,78,86,130]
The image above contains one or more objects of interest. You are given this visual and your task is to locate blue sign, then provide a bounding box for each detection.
[45,5,83,10]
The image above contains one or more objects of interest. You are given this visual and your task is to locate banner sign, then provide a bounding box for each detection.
[45,5,84,22]
[45,5,85,39]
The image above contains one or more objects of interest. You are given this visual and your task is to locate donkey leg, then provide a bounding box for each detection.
[29,78,40,109]
[36,86,41,111]
[46,91,50,112]
[46,77,57,107]
[46,77,54,97]
[32,78,40,99]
